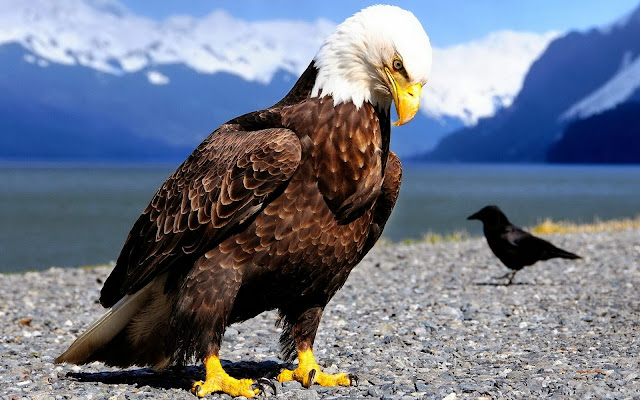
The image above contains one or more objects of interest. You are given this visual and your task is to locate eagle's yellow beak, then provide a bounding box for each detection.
[385,67,423,126]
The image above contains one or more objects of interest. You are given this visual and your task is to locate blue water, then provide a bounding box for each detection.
[1,162,639,272]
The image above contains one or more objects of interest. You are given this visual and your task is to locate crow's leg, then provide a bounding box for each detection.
[493,270,517,285]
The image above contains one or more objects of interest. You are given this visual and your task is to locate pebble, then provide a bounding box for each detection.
[1,229,640,399]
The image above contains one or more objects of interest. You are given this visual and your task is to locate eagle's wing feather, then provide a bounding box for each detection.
[100,126,302,307]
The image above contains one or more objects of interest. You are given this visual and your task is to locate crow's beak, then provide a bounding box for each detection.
[467,212,479,221]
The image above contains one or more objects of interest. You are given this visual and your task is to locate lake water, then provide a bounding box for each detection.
[1,163,639,272]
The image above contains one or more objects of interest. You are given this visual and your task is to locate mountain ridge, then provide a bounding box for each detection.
[548,101,640,164]
[0,42,460,161]
[0,0,554,161]
[422,1,640,163]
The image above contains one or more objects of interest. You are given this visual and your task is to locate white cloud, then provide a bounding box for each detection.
[147,70,169,85]
[0,0,557,125]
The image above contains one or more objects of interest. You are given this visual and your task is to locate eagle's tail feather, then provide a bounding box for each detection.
[55,271,176,370]
[54,280,155,365]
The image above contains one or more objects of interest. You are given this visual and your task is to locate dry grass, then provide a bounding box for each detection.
[530,215,640,235]
[81,262,115,270]
[416,215,640,243]
[378,230,470,246]
[422,230,470,243]
[378,215,640,246]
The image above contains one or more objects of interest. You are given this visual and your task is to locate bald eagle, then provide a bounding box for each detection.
[56,5,432,398]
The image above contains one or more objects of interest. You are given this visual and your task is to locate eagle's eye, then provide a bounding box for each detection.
[392,58,404,71]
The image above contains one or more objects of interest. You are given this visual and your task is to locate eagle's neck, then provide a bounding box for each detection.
[374,104,391,172]
[275,62,321,107]
[279,61,392,171]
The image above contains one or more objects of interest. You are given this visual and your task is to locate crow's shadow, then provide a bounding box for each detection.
[474,280,533,286]
[66,360,286,391]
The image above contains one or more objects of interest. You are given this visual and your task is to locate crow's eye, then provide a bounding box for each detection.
[392,58,404,71]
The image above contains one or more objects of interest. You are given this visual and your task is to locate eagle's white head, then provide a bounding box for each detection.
[312,5,432,126]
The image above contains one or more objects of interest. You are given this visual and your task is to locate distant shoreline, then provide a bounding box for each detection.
[3,216,639,275]
[0,160,180,169]
[385,214,640,245]
[4,160,640,167]
[3,163,639,271]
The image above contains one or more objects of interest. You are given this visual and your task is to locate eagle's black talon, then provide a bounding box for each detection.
[252,380,265,395]
[257,378,277,395]
[193,383,202,397]
[305,369,317,388]
[348,373,359,386]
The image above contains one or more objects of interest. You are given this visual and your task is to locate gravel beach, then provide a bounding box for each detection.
[2,229,639,399]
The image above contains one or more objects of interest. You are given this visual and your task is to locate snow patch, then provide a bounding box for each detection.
[562,53,640,120]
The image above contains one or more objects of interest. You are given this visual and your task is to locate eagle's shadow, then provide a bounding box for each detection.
[66,360,287,390]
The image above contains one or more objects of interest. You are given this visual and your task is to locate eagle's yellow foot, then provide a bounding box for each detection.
[192,355,260,398]
[278,349,354,388]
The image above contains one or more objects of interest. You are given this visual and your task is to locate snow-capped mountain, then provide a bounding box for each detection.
[424,2,640,163]
[0,0,332,82]
[0,0,554,161]
[549,101,640,163]
[424,30,557,125]
[561,51,640,120]
[2,1,553,119]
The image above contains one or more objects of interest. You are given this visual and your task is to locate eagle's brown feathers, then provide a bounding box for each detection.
[58,62,402,368]
[100,126,302,308]
[56,7,431,396]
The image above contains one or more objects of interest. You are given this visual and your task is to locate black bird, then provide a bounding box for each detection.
[467,205,581,285]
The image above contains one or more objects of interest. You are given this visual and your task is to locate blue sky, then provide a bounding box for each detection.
[118,0,640,46]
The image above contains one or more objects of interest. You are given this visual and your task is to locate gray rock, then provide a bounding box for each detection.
[2,229,640,399]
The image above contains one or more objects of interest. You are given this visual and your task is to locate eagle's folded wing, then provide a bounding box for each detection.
[100,126,302,307]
